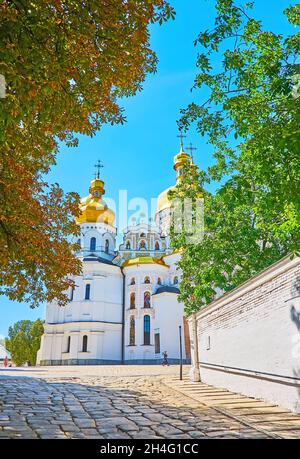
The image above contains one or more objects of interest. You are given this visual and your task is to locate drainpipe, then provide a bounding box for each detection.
[121,267,126,364]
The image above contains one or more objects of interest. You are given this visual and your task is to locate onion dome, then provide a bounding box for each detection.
[173,146,192,180]
[157,146,192,213]
[76,176,115,225]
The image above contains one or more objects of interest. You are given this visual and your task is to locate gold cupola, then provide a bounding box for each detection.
[76,170,115,226]
[157,145,192,213]
[173,146,192,182]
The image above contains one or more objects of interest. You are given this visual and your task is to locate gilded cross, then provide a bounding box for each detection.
[94,160,104,179]
[186,142,197,161]
[177,132,187,150]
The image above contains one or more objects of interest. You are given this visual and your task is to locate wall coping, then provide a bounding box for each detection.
[191,254,300,321]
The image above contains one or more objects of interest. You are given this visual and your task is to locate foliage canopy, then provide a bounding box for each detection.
[0,0,174,307]
[171,1,300,315]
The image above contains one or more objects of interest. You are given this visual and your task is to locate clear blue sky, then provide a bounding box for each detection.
[0,0,295,339]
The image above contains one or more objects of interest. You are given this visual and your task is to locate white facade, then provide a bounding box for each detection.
[123,255,188,364]
[37,258,124,365]
[38,150,192,366]
[0,344,11,361]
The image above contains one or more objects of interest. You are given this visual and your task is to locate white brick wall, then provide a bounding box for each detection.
[189,255,300,413]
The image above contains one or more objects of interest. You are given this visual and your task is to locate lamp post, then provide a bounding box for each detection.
[179,325,183,381]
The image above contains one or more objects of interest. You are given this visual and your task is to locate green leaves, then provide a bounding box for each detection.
[173,0,300,316]
[284,4,300,25]
[5,319,44,366]
[0,0,173,307]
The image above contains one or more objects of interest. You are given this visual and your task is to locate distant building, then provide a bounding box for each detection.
[0,344,11,362]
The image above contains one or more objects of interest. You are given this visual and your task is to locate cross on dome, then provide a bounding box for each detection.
[94,159,104,179]
[177,132,186,150]
[186,142,197,161]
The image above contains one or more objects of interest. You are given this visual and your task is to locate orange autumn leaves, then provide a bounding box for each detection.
[0,0,174,307]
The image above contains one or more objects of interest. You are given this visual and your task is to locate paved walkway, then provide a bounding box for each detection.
[0,366,299,439]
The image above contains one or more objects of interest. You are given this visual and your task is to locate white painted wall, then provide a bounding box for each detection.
[153,292,186,361]
[189,255,300,413]
[38,259,123,364]
[123,260,188,363]
[123,263,168,362]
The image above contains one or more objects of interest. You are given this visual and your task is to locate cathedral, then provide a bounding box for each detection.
[37,146,192,365]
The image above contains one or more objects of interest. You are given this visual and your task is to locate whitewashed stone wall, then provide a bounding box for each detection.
[189,255,300,413]
[123,262,187,363]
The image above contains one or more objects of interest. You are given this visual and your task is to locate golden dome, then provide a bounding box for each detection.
[157,185,176,213]
[76,177,115,225]
[157,146,192,213]
[173,147,191,175]
[122,256,169,268]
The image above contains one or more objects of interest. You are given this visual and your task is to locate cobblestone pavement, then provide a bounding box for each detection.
[0,366,300,439]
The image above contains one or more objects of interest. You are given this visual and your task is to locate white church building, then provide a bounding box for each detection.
[37,146,192,365]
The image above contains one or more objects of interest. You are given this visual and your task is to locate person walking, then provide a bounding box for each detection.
[162,351,169,366]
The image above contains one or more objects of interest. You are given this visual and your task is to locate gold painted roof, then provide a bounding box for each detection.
[173,147,191,172]
[157,185,176,213]
[76,177,115,225]
[157,147,192,213]
[122,256,169,268]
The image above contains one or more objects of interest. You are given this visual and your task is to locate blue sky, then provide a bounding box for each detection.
[0,0,296,339]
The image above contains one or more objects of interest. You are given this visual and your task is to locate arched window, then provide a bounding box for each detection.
[82,335,88,352]
[66,336,71,353]
[130,277,135,285]
[126,241,131,250]
[144,276,150,284]
[144,291,151,308]
[155,241,160,251]
[139,240,146,250]
[130,292,136,309]
[105,239,109,254]
[77,238,81,246]
[70,286,75,301]
[157,277,162,285]
[85,284,91,300]
[129,317,135,345]
[90,237,96,252]
[144,315,150,345]
[173,276,179,285]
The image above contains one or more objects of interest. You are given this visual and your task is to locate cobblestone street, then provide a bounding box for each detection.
[0,366,300,439]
